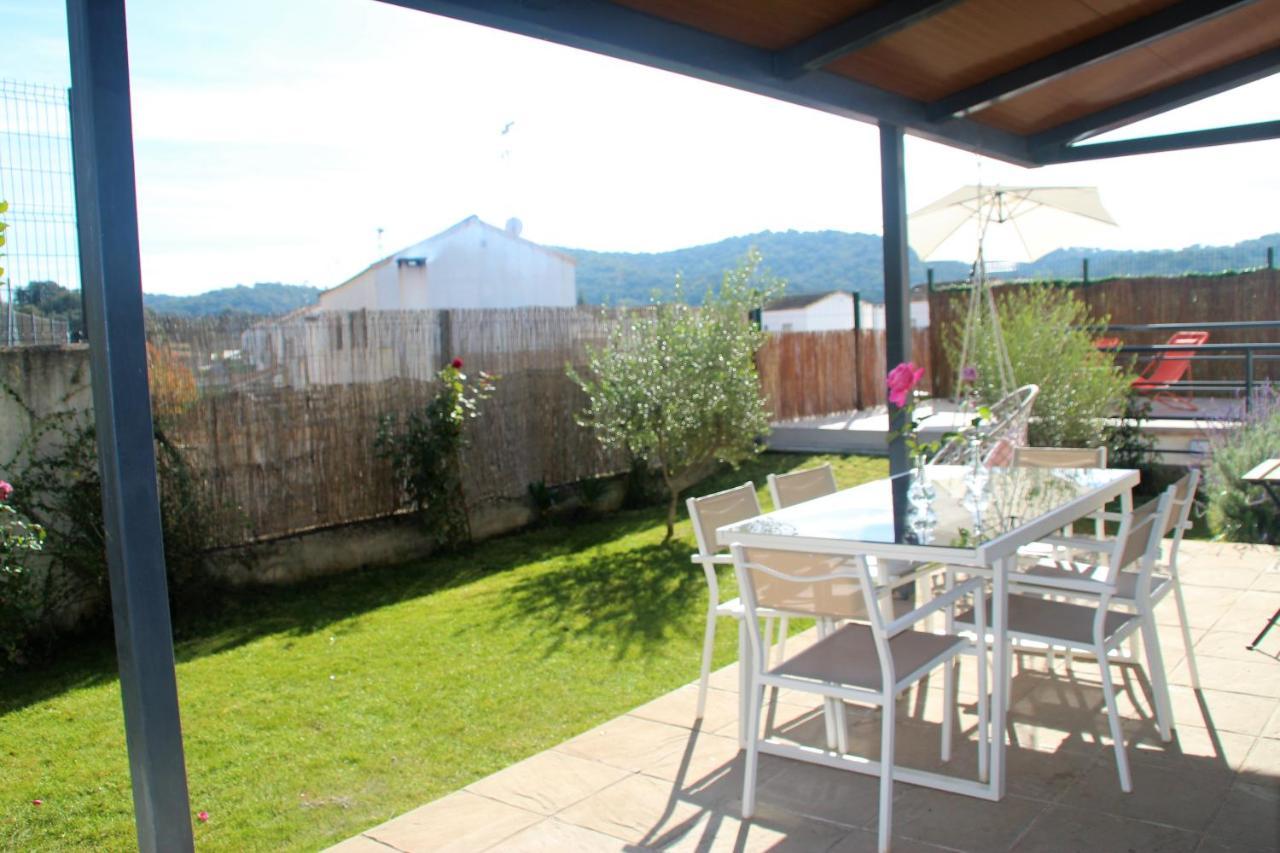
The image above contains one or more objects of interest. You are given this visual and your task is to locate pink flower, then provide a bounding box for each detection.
[0,481,12,502]
[960,365,978,383]
[450,357,463,369]
[886,362,925,408]
[32,799,42,806]
[197,810,209,823]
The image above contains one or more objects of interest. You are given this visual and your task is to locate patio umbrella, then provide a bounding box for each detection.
[910,185,1117,263]
[909,185,1117,400]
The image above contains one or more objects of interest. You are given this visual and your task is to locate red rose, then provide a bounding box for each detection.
[451,358,463,369]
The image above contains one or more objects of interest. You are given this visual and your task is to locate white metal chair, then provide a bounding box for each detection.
[1021,470,1203,689]
[954,488,1176,792]
[767,463,837,509]
[931,383,1040,465]
[732,544,986,853]
[687,483,792,726]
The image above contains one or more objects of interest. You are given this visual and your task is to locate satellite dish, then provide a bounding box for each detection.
[505,217,523,238]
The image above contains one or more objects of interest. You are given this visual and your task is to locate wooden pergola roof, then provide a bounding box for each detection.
[391,0,1280,166]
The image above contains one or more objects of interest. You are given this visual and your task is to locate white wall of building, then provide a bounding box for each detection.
[762,292,855,332]
[316,217,576,312]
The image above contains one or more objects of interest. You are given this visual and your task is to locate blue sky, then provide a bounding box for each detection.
[4,0,1279,295]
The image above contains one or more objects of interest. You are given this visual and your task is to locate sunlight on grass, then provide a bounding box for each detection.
[0,453,884,851]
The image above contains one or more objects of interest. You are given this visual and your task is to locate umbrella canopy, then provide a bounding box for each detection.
[909,185,1117,263]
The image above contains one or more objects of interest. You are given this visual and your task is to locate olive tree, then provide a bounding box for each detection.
[570,251,781,541]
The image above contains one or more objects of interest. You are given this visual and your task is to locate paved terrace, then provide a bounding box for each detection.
[329,540,1280,853]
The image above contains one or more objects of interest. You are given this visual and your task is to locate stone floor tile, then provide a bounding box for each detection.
[630,684,741,733]
[1250,568,1280,593]
[498,817,633,852]
[642,730,745,787]
[1263,704,1280,741]
[555,772,724,846]
[322,834,400,852]
[1216,591,1280,634]
[1202,782,1280,851]
[1177,562,1262,590]
[1169,654,1280,697]
[754,758,886,829]
[465,749,631,816]
[888,787,1049,851]
[1237,737,1280,796]
[1161,685,1280,737]
[706,663,742,693]
[658,800,852,852]
[1195,628,1280,662]
[555,715,694,772]
[946,742,1096,803]
[1056,755,1233,831]
[363,791,542,853]
[1180,542,1278,572]
[1011,804,1199,852]
[1193,835,1278,853]
[1125,725,1258,773]
[1157,586,1241,631]
[826,827,959,852]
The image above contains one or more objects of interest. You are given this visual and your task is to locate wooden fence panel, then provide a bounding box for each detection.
[927,270,1280,396]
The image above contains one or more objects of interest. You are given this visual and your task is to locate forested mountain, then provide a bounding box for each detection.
[143,283,320,316]
[559,230,1279,305]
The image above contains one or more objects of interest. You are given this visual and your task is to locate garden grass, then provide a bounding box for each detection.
[0,452,884,852]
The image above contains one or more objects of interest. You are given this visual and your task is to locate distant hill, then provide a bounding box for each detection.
[144,282,320,317]
[559,231,1279,305]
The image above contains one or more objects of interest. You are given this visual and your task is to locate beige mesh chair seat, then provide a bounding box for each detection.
[954,488,1177,793]
[768,464,837,509]
[733,544,986,853]
[1013,445,1107,469]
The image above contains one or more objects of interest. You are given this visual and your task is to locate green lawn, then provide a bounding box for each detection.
[0,452,885,852]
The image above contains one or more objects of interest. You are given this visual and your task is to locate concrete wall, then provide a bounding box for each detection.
[0,345,93,466]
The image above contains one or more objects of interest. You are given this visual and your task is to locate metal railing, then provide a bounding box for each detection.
[1093,320,1280,418]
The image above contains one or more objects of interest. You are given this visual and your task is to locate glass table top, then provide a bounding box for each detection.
[718,465,1135,551]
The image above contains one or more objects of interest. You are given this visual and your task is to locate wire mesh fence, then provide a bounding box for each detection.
[0,80,79,295]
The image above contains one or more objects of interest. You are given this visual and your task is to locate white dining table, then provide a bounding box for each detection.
[716,463,1139,802]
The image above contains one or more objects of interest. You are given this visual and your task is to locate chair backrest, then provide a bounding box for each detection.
[1013,446,1107,468]
[733,546,880,626]
[1161,469,1200,573]
[768,464,837,509]
[932,384,1040,465]
[686,482,762,558]
[1106,487,1175,591]
[1135,331,1209,387]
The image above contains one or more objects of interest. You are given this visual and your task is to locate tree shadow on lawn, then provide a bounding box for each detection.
[0,510,662,715]
[502,538,705,660]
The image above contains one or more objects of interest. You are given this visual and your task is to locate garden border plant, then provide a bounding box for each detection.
[375,358,496,551]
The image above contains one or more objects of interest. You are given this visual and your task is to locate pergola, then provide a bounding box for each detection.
[64,1,1280,849]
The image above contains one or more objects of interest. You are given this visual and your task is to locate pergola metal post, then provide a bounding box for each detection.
[880,122,911,479]
[66,1,194,850]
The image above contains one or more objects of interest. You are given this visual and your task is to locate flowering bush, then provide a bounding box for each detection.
[1204,385,1280,544]
[376,359,496,550]
[0,480,46,664]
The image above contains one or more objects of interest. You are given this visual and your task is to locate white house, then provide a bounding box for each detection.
[762,291,855,332]
[316,215,576,311]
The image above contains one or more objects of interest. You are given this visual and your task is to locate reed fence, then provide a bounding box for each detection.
[927,269,1280,395]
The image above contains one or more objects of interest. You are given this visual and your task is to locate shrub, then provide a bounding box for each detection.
[1204,386,1280,544]
[569,251,781,541]
[945,284,1132,448]
[0,481,46,664]
[375,359,496,551]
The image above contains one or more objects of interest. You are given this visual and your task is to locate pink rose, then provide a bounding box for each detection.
[960,365,978,383]
[450,357,463,369]
[197,810,209,823]
[32,799,42,806]
[0,481,12,502]
[886,362,925,408]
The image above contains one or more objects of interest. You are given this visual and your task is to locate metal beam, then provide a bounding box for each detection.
[65,1,194,851]
[772,0,964,79]
[880,123,911,484]
[927,0,1257,120]
[378,0,1037,166]
[1030,46,1280,151]
[1039,119,1280,162]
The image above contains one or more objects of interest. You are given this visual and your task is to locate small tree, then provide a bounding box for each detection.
[946,283,1131,448]
[570,251,781,541]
